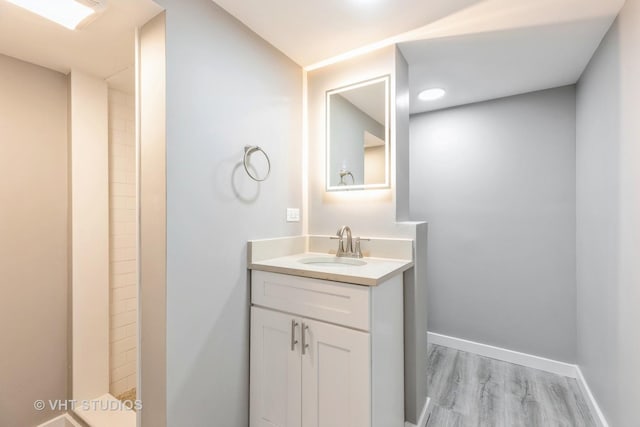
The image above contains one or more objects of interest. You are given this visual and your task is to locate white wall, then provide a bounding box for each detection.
[108,89,137,398]
[0,54,68,427]
[307,46,415,238]
[139,12,167,427]
[364,146,385,184]
[576,0,640,424]
[308,46,404,237]
[69,70,110,401]
[410,86,577,362]
[151,0,303,424]
[307,46,428,424]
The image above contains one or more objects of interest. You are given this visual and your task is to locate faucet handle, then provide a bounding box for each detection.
[353,237,370,258]
[330,235,345,255]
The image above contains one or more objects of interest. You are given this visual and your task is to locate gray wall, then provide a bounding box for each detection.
[155,0,303,425]
[394,47,428,425]
[0,54,68,426]
[576,0,640,424]
[329,94,384,186]
[395,48,411,221]
[410,86,577,362]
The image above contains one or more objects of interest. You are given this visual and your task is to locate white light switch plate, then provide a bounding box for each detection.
[286,208,300,222]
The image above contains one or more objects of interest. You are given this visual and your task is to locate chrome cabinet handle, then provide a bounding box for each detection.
[291,320,299,351]
[301,323,309,355]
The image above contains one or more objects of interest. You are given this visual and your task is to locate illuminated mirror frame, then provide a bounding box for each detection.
[326,75,390,191]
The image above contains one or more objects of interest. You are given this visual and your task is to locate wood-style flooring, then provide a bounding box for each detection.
[426,344,596,427]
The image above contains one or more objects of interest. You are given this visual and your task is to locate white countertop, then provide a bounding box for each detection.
[249,252,414,286]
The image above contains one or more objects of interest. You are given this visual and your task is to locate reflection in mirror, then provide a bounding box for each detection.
[326,76,389,190]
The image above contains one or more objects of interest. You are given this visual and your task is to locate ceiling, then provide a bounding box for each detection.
[0,0,162,85]
[212,0,484,67]
[0,0,624,106]
[339,79,386,125]
[402,17,616,114]
[364,131,384,148]
[211,0,624,114]
[399,0,624,114]
[212,0,623,69]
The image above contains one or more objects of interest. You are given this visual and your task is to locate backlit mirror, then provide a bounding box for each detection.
[326,75,389,191]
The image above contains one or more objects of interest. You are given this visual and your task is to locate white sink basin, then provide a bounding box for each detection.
[298,256,367,267]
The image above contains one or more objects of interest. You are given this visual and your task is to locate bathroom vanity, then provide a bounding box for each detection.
[248,244,413,427]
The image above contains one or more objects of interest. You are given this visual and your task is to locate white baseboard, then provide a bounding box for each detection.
[428,332,609,427]
[575,366,609,427]
[405,396,431,427]
[428,332,577,378]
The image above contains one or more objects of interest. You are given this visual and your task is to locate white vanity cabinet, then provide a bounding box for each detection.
[249,270,404,427]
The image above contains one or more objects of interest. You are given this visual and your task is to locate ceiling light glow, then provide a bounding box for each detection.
[6,0,96,30]
[418,88,446,101]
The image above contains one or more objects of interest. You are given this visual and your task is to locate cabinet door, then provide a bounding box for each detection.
[250,307,302,427]
[301,319,370,427]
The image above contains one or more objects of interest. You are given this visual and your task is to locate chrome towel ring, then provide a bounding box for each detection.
[338,168,355,186]
[243,145,271,182]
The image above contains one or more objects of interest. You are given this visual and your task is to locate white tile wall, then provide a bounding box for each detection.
[108,89,137,397]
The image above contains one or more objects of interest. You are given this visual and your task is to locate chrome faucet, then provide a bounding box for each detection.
[335,226,369,258]
[336,225,353,257]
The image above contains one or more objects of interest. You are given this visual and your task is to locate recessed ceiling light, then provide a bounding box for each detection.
[418,88,446,101]
[6,0,97,30]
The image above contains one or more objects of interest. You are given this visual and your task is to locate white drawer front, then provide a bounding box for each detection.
[251,271,370,331]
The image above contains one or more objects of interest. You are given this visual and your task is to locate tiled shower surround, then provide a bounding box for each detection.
[108,89,137,397]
